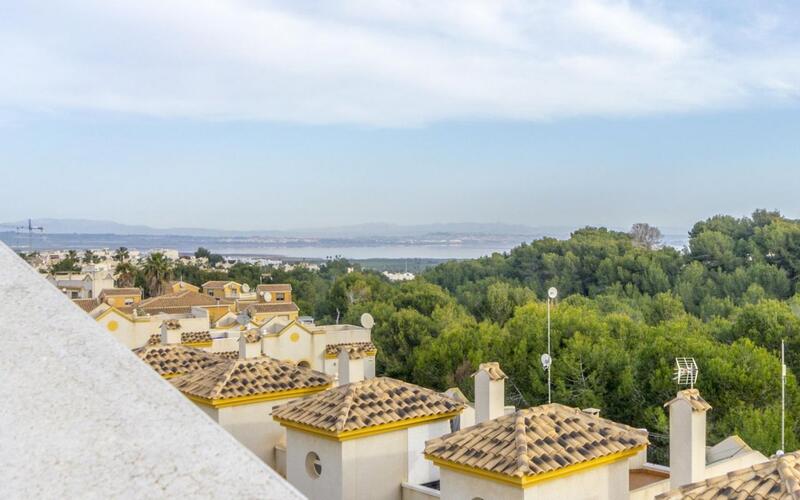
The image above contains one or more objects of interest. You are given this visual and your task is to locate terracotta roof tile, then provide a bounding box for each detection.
[664,389,712,412]
[133,344,222,377]
[474,362,507,381]
[72,298,100,313]
[202,280,233,289]
[657,451,800,499]
[247,303,299,314]
[147,331,212,346]
[170,357,331,401]
[425,403,648,479]
[99,288,142,297]
[241,329,262,343]
[272,377,464,434]
[324,342,377,359]
[256,284,292,292]
[138,290,221,313]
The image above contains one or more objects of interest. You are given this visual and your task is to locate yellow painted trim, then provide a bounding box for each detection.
[183,341,213,348]
[184,384,331,408]
[275,410,461,442]
[427,445,646,488]
[324,350,377,359]
[94,306,132,322]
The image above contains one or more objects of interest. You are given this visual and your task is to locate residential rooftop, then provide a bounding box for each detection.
[0,242,301,498]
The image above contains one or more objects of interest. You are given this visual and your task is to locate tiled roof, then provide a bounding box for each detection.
[256,284,292,292]
[133,344,222,377]
[147,331,212,345]
[656,451,800,499]
[72,298,100,313]
[170,357,331,401]
[99,288,142,297]
[241,329,262,343]
[664,389,712,412]
[474,361,507,381]
[247,303,299,314]
[202,280,233,289]
[324,342,377,359]
[138,291,221,313]
[272,377,464,434]
[424,403,648,480]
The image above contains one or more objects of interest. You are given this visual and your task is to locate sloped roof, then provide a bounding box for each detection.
[99,288,142,297]
[133,344,222,377]
[72,298,100,313]
[425,403,648,482]
[247,303,299,314]
[0,242,301,498]
[656,451,800,499]
[706,435,754,465]
[257,284,292,292]
[138,290,220,313]
[272,377,464,435]
[171,357,331,402]
[664,389,712,412]
[202,280,235,289]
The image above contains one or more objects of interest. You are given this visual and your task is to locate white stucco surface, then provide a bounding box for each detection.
[0,243,303,499]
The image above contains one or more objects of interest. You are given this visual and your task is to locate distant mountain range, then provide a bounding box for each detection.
[1,218,573,238]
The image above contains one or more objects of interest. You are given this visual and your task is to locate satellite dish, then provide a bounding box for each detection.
[540,353,552,370]
[263,291,272,302]
[242,283,250,293]
[360,313,375,329]
[548,287,558,299]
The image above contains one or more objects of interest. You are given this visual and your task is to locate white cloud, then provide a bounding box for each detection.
[0,0,799,125]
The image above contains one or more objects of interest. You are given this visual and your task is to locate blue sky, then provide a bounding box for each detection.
[1,1,799,231]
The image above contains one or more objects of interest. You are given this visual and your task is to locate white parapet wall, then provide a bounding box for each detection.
[0,243,304,499]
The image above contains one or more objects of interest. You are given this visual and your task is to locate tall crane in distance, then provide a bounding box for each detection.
[15,219,44,251]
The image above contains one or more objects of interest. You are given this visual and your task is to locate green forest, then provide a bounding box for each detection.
[57,209,800,462]
[271,209,800,462]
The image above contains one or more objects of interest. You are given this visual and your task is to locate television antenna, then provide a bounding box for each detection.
[674,357,699,388]
[780,339,786,455]
[543,287,558,404]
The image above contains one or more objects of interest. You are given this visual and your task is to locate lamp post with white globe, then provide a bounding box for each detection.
[546,287,558,404]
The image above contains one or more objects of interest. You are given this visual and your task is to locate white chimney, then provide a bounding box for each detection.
[338,348,365,385]
[665,388,711,489]
[160,321,181,345]
[238,329,262,359]
[474,362,506,423]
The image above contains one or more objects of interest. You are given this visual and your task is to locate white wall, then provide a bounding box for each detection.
[407,421,450,485]
[341,430,409,500]
[439,468,524,500]
[286,428,345,500]
[439,456,630,500]
[214,397,295,468]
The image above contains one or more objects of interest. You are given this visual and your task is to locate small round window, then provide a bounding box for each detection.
[306,451,322,478]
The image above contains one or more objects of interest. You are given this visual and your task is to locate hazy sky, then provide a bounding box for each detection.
[1,1,799,231]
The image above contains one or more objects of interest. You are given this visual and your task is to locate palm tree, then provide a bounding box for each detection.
[115,261,137,288]
[67,250,78,261]
[83,250,99,264]
[142,252,173,297]
[114,246,130,262]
